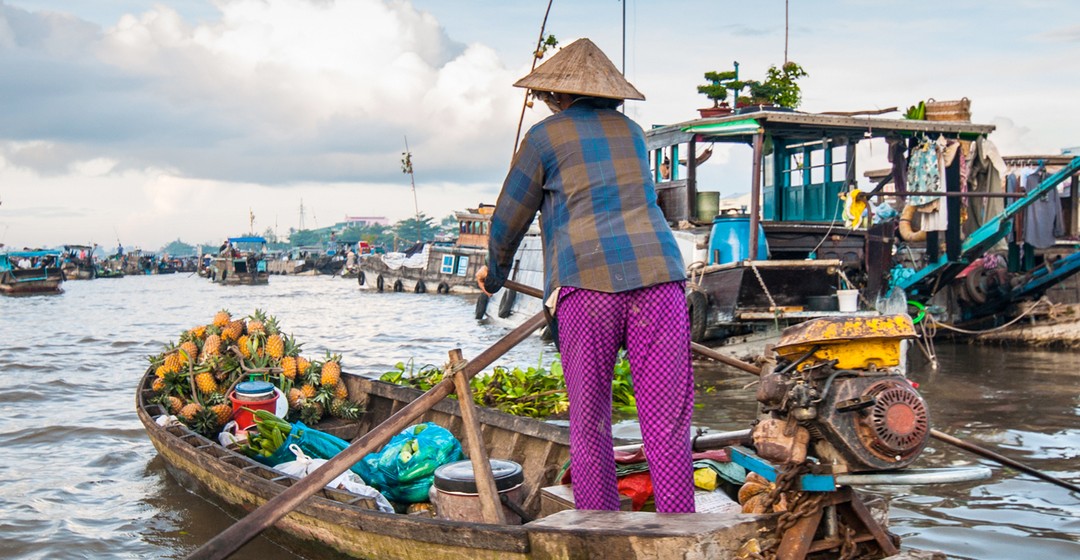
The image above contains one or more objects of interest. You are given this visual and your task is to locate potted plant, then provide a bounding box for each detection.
[734,62,808,111]
[697,70,737,118]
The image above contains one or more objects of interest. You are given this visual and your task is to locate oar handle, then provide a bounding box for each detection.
[929,429,1080,495]
[186,310,549,560]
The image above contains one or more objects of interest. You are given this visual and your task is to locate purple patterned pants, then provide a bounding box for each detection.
[556,281,696,513]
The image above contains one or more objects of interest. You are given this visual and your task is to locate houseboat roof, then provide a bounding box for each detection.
[3,250,62,258]
[228,236,266,244]
[647,110,997,149]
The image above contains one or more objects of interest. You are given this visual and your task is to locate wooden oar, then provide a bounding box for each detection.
[503,279,1080,496]
[186,310,548,560]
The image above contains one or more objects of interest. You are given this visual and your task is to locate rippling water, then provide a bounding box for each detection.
[0,274,1077,559]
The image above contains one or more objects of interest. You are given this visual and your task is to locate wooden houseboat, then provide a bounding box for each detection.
[356,206,491,294]
[489,109,1080,352]
[60,244,98,280]
[0,250,65,295]
[208,237,269,286]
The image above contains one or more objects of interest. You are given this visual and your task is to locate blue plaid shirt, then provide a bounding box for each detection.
[484,99,685,298]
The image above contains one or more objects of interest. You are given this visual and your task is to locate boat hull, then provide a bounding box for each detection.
[0,268,64,295]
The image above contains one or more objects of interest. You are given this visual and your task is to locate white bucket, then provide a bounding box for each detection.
[837,289,859,313]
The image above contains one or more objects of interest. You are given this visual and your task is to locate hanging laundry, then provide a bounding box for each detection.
[1022,169,1064,249]
[907,136,947,206]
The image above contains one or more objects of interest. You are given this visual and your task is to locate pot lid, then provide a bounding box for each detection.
[433,459,524,493]
[235,380,274,396]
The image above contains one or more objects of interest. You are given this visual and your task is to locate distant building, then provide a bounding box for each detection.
[344,216,391,227]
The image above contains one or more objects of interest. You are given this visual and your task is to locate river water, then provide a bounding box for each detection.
[0,274,1076,559]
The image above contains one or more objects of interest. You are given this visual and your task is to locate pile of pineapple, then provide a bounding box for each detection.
[147,309,362,437]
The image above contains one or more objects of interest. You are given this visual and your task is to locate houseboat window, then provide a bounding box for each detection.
[810,148,825,184]
[763,153,774,188]
[833,145,848,185]
[455,256,469,276]
[787,153,804,187]
[440,255,455,274]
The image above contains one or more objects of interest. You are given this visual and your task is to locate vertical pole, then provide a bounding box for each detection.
[749,132,764,260]
[945,145,961,260]
[448,349,507,525]
[1070,175,1079,237]
[784,0,789,64]
[688,136,698,221]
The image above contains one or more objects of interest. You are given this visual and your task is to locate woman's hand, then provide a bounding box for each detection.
[475,266,492,296]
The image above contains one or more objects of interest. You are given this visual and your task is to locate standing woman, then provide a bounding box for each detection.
[476,39,695,513]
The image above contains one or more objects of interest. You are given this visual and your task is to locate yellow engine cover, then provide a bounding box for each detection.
[773,314,916,370]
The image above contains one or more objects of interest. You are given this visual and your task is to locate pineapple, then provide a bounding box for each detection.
[334,382,348,400]
[165,396,184,414]
[190,406,223,436]
[330,398,362,419]
[155,365,168,379]
[288,387,304,409]
[296,356,311,377]
[179,402,202,421]
[152,377,166,393]
[222,319,245,342]
[247,309,267,335]
[202,333,222,360]
[190,324,208,339]
[163,351,183,374]
[300,384,317,399]
[237,335,252,359]
[206,393,233,425]
[280,356,298,380]
[194,369,218,394]
[266,333,285,360]
[299,401,324,425]
[179,340,199,365]
[320,352,342,387]
[213,309,231,328]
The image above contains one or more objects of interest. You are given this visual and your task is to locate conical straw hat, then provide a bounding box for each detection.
[514,38,645,101]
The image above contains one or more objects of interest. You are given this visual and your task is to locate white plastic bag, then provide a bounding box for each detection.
[217,421,247,448]
[274,444,394,513]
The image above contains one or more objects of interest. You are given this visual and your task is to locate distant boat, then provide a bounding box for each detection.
[207,236,269,286]
[0,250,65,295]
[356,207,491,295]
[60,244,98,280]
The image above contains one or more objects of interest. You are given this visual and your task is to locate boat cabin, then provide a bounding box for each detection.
[647,109,1080,339]
[209,236,269,285]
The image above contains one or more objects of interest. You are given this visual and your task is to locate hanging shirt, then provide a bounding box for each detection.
[485,99,686,299]
[906,137,945,206]
[1022,171,1064,249]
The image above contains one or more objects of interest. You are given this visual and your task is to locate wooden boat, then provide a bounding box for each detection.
[357,207,490,294]
[208,237,269,285]
[0,250,65,295]
[139,364,913,559]
[60,244,98,280]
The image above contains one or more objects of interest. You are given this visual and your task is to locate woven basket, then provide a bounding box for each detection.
[925,97,971,122]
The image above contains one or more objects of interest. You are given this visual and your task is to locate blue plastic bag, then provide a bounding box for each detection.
[361,422,462,503]
[251,421,372,482]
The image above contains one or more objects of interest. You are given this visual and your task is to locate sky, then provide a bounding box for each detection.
[1,0,1078,250]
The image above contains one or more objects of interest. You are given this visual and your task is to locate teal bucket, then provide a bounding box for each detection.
[708,215,769,265]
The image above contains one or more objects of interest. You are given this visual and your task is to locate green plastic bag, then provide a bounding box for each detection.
[361,422,462,503]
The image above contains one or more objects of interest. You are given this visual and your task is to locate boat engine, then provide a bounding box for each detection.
[751,314,930,473]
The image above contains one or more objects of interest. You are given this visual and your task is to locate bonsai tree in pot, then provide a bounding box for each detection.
[697,70,738,117]
[735,62,808,110]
